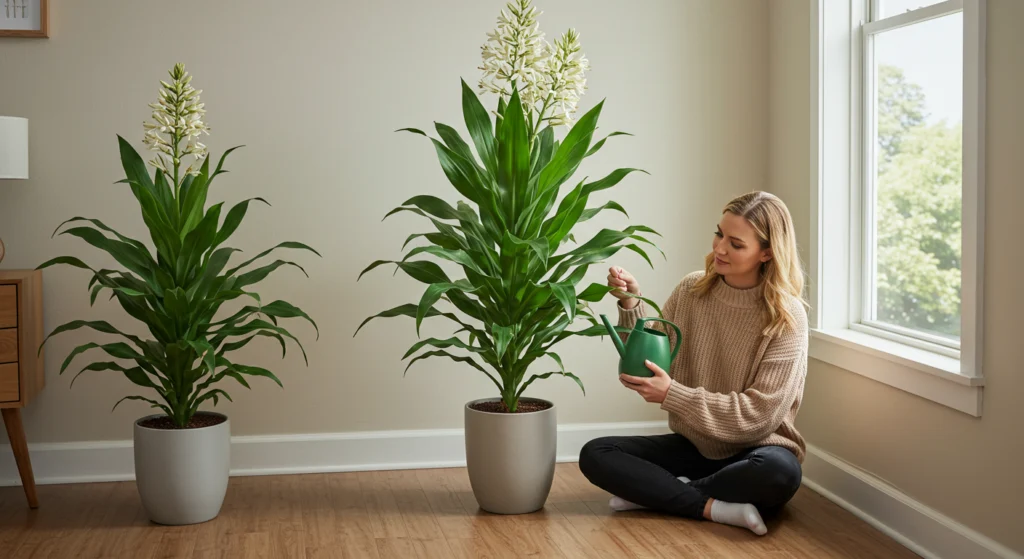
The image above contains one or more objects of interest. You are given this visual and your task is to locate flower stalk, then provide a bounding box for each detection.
[141,63,211,199]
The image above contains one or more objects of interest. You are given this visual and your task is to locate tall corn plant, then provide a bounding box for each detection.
[37,64,319,428]
[355,2,664,412]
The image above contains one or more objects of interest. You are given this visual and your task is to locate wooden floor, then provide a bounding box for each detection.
[0,463,918,558]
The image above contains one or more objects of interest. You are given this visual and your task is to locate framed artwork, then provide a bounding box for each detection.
[0,0,47,38]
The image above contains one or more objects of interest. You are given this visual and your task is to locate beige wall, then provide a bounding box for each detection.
[0,1,768,443]
[769,0,1024,553]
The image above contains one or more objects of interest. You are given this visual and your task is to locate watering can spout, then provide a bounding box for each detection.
[600,314,626,358]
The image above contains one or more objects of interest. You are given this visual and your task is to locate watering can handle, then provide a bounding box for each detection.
[636,318,683,363]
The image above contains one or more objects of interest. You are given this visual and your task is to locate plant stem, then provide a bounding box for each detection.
[530,93,555,145]
[172,131,181,203]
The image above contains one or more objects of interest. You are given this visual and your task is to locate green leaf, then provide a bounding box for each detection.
[496,87,531,221]
[435,122,481,171]
[402,246,486,277]
[579,201,629,223]
[549,282,577,321]
[186,340,217,377]
[503,232,550,269]
[532,126,555,177]
[396,260,452,285]
[212,318,308,365]
[58,226,162,289]
[401,336,482,360]
[492,324,513,361]
[40,319,145,356]
[537,100,603,196]
[399,195,463,220]
[112,395,172,416]
[231,363,283,388]
[432,139,485,205]
[179,160,212,236]
[50,217,149,253]
[58,341,143,375]
[624,243,654,269]
[516,370,585,399]
[354,303,468,337]
[225,242,321,277]
[219,331,287,359]
[259,300,319,339]
[70,361,157,390]
[397,127,428,137]
[461,79,498,180]
[36,255,93,272]
[235,260,308,291]
[210,145,243,182]
[191,388,233,412]
[585,131,632,158]
[404,349,501,392]
[415,281,475,336]
[214,197,269,249]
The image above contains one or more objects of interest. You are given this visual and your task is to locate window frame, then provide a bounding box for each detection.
[809,0,986,416]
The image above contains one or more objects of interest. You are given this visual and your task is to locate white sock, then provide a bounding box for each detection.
[709,499,767,536]
[608,476,691,511]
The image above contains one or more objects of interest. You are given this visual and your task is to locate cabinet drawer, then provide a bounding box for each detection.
[0,329,16,363]
[0,363,18,402]
[0,285,15,329]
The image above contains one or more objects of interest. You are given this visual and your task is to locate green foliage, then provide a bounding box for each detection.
[38,68,319,428]
[874,65,961,338]
[356,81,662,412]
[877,64,928,168]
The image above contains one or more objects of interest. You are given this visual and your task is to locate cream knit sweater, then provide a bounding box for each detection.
[617,270,809,462]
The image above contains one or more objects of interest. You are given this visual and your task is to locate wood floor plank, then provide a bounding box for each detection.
[327,472,377,542]
[360,471,408,540]
[415,468,478,540]
[375,537,455,559]
[381,469,445,540]
[0,465,920,559]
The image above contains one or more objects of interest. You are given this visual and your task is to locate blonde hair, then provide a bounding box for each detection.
[691,191,807,337]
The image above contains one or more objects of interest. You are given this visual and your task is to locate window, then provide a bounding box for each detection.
[810,0,985,416]
[858,1,964,356]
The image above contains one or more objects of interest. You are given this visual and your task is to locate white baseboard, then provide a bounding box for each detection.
[0,420,671,486]
[803,444,1022,559]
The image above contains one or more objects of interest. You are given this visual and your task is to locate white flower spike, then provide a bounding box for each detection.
[141,63,211,177]
[478,0,589,136]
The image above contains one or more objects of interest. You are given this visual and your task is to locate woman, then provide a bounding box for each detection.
[579,191,809,536]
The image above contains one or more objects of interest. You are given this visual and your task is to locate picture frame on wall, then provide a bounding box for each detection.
[0,0,47,38]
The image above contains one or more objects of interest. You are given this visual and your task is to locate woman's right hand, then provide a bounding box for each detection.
[607,266,641,308]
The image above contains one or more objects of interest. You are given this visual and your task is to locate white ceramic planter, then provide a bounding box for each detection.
[464,397,556,514]
[133,412,230,525]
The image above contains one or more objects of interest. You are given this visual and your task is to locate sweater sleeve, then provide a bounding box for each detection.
[660,302,808,444]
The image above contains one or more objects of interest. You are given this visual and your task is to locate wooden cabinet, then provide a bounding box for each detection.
[0,270,44,508]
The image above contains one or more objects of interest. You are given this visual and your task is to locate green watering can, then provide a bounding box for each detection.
[600,314,682,378]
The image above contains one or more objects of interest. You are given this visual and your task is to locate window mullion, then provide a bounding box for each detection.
[864,0,964,34]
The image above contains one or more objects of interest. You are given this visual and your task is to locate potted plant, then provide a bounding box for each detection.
[355,0,663,515]
[37,63,319,525]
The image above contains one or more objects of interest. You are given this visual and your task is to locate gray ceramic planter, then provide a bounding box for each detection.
[133,412,230,525]
[464,397,556,514]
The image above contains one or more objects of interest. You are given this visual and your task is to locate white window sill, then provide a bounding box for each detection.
[809,328,984,417]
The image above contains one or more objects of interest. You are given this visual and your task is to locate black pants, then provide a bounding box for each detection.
[579,434,802,520]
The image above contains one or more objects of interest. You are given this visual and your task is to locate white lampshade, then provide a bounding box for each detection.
[0,116,29,180]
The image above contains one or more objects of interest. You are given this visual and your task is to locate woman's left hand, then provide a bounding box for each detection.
[619,360,672,404]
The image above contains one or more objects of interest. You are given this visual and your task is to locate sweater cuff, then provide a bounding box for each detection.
[660,379,697,416]
[617,299,645,329]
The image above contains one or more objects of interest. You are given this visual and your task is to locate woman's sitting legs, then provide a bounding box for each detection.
[578,434,801,534]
